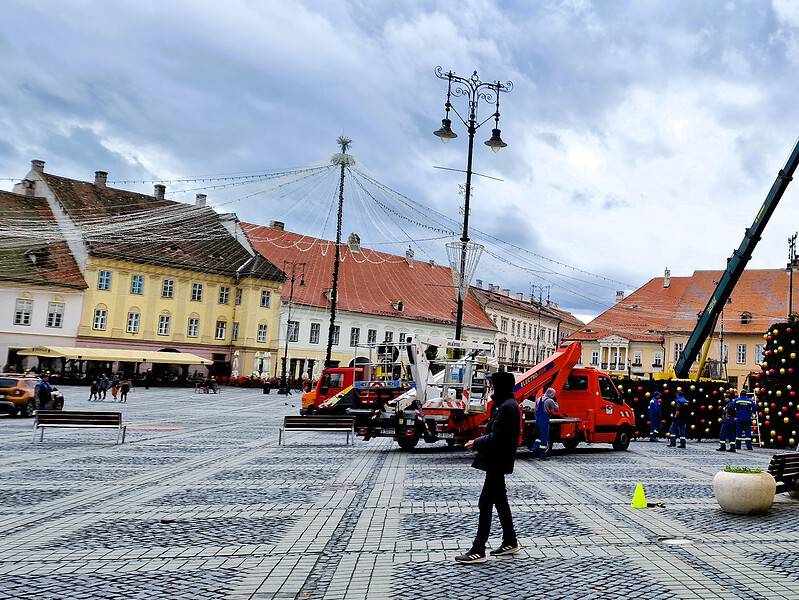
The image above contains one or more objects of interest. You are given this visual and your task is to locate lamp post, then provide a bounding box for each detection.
[279,261,305,395]
[433,67,512,340]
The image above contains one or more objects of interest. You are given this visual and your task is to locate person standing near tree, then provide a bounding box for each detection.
[456,371,521,564]
[648,392,662,442]
[667,391,688,448]
[34,373,54,411]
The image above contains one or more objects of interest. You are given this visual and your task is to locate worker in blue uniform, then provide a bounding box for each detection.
[531,388,559,460]
[734,389,757,450]
[717,392,737,452]
[648,391,662,441]
[667,391,688,449]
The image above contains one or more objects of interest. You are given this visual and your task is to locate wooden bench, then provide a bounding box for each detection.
[279,415,355,446]
[33,410,127,444]
[767,452,799,494]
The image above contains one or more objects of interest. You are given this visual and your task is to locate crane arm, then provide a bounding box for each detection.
[675,138,799,378]
[512,341,582,402]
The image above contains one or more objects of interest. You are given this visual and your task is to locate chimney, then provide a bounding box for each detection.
[153,184,166,200]
[405,245,414,267]
[663,267,671,288]
[501,288,510,297]
[94,171,108,187]
[269,220,285,231]
[475,279,482,289]
[195,193,207,207]
[615,290,625,302]
[21,179,36,197]
[31,159,45,174]
[516,292,524,301]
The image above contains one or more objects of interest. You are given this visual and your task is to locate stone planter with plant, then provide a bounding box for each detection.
[713,466,777,515]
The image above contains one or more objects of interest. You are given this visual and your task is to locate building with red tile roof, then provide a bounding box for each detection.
[243,222,497,377]
[569,268,790,385]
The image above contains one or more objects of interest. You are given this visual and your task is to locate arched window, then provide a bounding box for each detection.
[740,311,752,325]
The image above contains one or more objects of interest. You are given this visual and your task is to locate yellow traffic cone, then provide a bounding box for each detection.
[630,483,647,509]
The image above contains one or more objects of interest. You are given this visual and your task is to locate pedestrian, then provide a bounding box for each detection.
[718,392,737,452]
[144,368,152,390]
[88,379,99,402]
[531,387,559,460]
[648,391,662,441]
[98,374,110,400]
[110,375,120,400]
[667,390,688,448]
[120,378,131,403]
[34,373,54,411]
[734,388,757,450]
[457,371,521,564]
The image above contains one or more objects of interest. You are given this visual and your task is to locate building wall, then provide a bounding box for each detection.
[274,304,496,380]
[77,256,282,370]
[0,285,84,367]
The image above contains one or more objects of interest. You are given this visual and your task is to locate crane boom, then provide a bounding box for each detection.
[674,138,799,378]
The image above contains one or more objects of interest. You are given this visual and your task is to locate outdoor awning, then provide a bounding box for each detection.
[16,346,213,365]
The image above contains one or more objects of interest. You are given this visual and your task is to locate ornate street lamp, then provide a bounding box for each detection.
[434,66,512,340]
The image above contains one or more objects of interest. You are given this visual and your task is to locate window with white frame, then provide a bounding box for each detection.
[309,322,320,344]
[367,328,377,344]
[498,342,507,358]
[654,351,663,367]
[257,323,268,343]
[590,350,599,365]
[191,282,203,302]
[97,270,112,290]
[234,288,242,305]
[46,302,64,328]
[260,290,271,308]
[126,311,140,333]
[158,314,171,336]
[755,344,764,363]
[500,318,508,333]
[130,274,144,295]
[737,344,746,364]
[633,350,642,365]
[384,331,394,343]
[215,320,227,340]
[93,308,107,330]
[162,278,174,298]
[674,342,683,363]
[350,327,360,347]
[218,286,230,304]
[721,343,729,363]
[288,320,299,342]
[399,332,407,343]
[232,322,239,341]
[187,317,199,337]
[331,324,340,345]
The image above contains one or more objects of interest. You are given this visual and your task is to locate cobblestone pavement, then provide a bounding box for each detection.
[0,386,797,599]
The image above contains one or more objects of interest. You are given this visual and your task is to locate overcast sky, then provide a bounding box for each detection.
[3,0,799,321]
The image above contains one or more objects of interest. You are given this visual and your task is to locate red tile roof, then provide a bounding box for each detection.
[242,224,497,331]
[0,190,86,289]
[471,287,584,328]
[570,269,791,342]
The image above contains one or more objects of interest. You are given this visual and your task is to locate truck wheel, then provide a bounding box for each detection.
[397,436,419,451]
[613,427,631,451]
[19,399,35,418]
[562,438,580,451]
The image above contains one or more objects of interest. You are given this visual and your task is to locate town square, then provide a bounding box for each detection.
[2,2,799,599]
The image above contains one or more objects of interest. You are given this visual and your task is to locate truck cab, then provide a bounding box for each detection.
[301,367,360,414]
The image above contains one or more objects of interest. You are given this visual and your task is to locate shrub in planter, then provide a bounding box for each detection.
[713,466,776,515]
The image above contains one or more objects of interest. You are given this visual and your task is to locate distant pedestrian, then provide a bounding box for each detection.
[718,392,737,452]
[120,378,131,403]
[734,389,757,450]
[531,387,559,460]
[667,391,688,448]
[457,371,521,564]
[98,374,110,400]
[88,379,99,402]
[144,369,152,390]
[110,376,120,400]
[648,392,662,441]
[34,373,54,411]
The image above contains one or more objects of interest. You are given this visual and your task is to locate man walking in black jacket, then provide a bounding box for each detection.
[456,370,521,564]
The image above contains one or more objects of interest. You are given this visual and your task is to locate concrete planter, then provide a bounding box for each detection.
[713,470,776,515]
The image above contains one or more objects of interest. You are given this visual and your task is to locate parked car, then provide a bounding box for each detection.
[0,374,64,417]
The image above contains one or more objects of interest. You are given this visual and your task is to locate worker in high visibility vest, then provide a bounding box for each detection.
[648,391,662,441]
[734,389,757,451]
[667,391,688,449]
[717,392,737,452]
[531,388,559,460]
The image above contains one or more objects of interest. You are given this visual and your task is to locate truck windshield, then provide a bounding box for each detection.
[598,377,622,404]
[321,373,344,392]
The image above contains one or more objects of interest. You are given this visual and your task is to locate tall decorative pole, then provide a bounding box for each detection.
[326,136,355,367]
[279,261,305,395]
[434,67,512,340]
[788,233,797,322]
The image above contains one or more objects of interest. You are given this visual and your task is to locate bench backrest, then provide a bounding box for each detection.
[768,453,799,491]
[36,410,122,426]
[283,415,354,428]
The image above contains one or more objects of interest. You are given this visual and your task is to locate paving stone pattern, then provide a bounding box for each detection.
[0,386,796,600]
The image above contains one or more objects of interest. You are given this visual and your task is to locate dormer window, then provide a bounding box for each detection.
[323,289,337,302]
[392,300,404,312]
[740,311,752,325]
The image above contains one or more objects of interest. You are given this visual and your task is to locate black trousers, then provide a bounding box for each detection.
[473,470,516,551]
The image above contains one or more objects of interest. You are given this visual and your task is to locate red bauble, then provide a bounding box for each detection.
[771,403,777,409]
[788,327,793,333]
